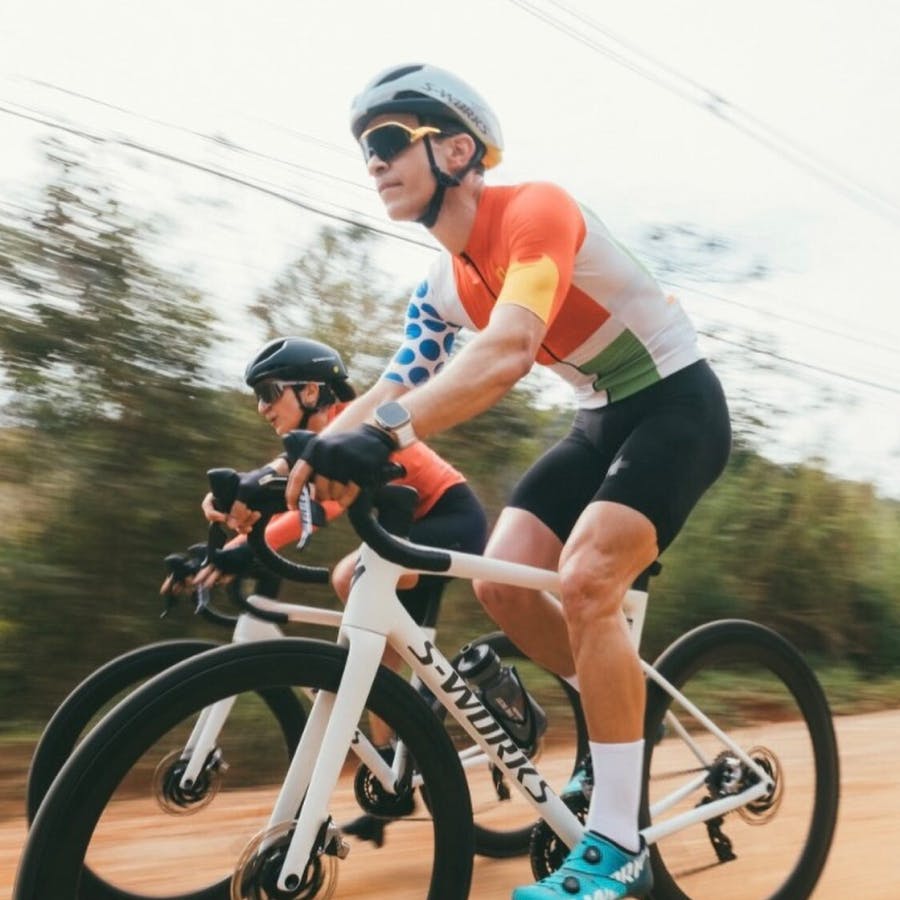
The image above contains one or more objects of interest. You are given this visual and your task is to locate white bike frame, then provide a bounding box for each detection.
[176,593,434,792]
[251,538,776,892]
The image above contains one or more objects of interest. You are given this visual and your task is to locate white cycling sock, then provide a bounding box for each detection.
[586,738,644,853]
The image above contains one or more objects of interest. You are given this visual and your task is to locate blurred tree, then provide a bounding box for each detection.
[645,449,900,671]
[1,152,898,731]
[0,140,270,721]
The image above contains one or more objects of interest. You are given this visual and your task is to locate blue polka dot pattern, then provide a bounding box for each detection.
[381,285,462,388]
[420,339,440,361]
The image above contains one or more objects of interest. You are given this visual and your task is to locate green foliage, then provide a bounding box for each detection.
[645,451,900,672]
[1,145,899,729]
[0,143,263,720]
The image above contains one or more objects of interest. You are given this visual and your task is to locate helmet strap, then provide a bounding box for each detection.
[292,383,336,429]
[415,136,480,229]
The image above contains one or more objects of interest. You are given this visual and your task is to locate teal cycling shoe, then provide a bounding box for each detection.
[512,831,652,899]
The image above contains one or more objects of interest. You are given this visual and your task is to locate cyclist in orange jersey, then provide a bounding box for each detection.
[248,66,729,898]
[191,336,488,845]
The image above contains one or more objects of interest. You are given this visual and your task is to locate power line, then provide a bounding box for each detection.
[508,0,900,228]
[698,329,900,395]
[2,99,898,396]
[14,79,900,357]
[663,279,900,359]
[0,101,435,251]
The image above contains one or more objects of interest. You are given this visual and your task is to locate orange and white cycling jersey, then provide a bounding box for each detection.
[382,182,701,407]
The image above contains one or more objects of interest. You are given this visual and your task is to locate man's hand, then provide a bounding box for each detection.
[286,425,394,510]
[201,491,227,525]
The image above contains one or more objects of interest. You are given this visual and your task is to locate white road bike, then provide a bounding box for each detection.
[15,472,838,900]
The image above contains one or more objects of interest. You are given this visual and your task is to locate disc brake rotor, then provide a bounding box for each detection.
[152,747,225,815]
[231,820,338,900]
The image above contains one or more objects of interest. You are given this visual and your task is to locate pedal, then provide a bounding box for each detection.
[324,819,351,859]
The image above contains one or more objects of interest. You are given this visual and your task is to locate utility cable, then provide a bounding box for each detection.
[508,0,900,227]
[2,100,897,396]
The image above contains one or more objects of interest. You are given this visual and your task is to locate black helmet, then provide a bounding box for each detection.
[244,337,356,402]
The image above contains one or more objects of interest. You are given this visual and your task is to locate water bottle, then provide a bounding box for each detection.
[456,643,547,754]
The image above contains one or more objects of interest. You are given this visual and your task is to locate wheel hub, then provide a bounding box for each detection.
[231,821,338,900]
[152,748,225,814]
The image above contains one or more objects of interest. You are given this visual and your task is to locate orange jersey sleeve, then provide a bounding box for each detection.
[390,441,466,519]
[494,183,585,325]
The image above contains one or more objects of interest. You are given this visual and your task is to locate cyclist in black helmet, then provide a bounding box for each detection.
[196,336,489,845]
[259,64,732,900]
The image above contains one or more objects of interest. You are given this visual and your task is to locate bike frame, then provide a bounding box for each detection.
[176,592,432,791]
[253,538,776,893]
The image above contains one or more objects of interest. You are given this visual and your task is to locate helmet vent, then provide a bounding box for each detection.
[377,65,423,86]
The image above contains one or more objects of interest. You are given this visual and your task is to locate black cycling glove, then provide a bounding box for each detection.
[282,429,317,467]
[210,542,256,576]
[302,425,395,488]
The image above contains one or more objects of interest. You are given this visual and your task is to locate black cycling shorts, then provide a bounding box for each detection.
[509,360,731,553]
[398,482,488,627]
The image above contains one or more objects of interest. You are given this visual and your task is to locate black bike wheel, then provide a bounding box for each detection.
[442,631,588,859]
[27,639,306,825]
[642,619,839,900]
[15,637,474,900]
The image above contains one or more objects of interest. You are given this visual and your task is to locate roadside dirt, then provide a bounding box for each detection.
[2,708,899,898]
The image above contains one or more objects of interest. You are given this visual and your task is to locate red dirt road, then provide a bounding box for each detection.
[2,709,899,898]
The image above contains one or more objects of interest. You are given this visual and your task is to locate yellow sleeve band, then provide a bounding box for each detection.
[496,255,560,323]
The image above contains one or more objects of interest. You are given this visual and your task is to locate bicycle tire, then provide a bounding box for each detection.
[14,637,474,900]
[642,619,839,900]
[26,639,306,827]
[447,631,588,859]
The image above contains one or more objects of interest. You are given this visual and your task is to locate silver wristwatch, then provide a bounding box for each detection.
[373,400,418,449]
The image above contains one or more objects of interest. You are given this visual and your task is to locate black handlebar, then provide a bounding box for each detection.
[206,468,330,585]
[208,459,452,577]
[346,488,452,573]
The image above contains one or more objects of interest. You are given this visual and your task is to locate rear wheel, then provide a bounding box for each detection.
[642,620,839,900]
[26,639,306,829]
[15,638,474,900]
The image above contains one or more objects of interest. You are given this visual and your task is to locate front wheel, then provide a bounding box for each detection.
[15,638,474,900]
[642,619,839,900]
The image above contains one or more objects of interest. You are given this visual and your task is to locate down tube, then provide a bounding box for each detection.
[390,610,583,852]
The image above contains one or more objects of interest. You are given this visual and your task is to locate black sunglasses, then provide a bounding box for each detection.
[253,380,301,404]
[359,121,442,164]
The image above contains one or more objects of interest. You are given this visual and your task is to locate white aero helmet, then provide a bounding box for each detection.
[350,63,503,169]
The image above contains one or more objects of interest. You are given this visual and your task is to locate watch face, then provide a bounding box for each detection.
[377,401,410,429]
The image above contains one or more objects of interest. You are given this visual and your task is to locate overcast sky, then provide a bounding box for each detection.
[1,0,899,495]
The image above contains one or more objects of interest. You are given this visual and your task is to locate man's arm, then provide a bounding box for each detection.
[286,303,546,509]
[398,303,545,439]
[322,377,408,435]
